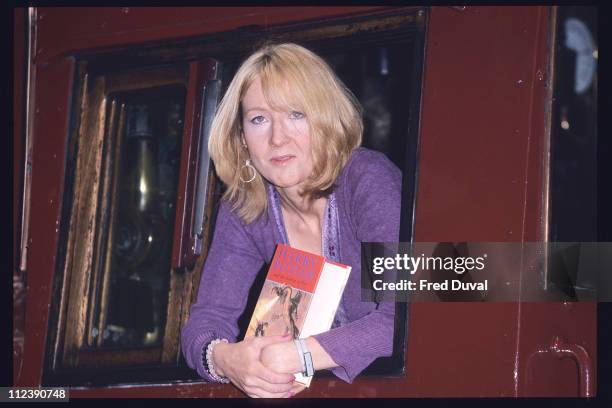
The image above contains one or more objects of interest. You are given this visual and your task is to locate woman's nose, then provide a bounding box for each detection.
[269,115,289,147]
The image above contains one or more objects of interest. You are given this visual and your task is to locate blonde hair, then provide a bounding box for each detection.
[209,43,363,223]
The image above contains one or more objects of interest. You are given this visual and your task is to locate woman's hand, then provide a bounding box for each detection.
[262,336,338,373]
[213,334,296,398]
[260,340,307,397]
[259,336,339,397]
[259,339,302,374]
[288,383,307,398]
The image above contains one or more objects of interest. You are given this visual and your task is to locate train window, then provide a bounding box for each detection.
[549,6,597,242]
[93,87,186,351]
[546,6,597,298]
[45,61,222,385]
[44,8,425,387]
[226,25,426,377]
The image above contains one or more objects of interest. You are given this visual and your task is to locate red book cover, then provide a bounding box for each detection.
[244,243,351,386]
[245,244,323,338]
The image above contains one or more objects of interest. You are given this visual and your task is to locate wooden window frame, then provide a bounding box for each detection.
[45,60,221,384]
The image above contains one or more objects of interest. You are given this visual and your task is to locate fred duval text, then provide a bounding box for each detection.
[373,279,488,291]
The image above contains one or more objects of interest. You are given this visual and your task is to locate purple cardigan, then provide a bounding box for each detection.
[181,147,402,383]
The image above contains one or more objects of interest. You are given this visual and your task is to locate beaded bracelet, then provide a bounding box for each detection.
[203,338,230,383]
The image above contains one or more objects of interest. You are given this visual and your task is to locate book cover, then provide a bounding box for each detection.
[244,243,351,386]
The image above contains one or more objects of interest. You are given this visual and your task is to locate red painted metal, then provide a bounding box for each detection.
[415,6,547,242]
[512,7,597,398]
[171,59,217,270]
[547,336,594,397]
[33,7,387,64]
[13,8,25,280]
[519,302,597,397]
[13,6,27,385]
[411,6,553,396]
[20,57,75,386]
[15,5,597,399]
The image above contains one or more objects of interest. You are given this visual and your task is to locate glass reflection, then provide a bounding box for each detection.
[94,86,185,348]
[324,43,415,170]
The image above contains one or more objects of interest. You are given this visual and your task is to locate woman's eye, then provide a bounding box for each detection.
[250,115,266,125]
[289,111,305,119]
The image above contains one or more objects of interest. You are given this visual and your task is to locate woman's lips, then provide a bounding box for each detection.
[270,155,295,165]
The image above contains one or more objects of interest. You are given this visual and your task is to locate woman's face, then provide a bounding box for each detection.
[241,77,314,190]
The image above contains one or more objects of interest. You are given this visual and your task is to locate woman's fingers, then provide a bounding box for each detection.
[257,365,295,384]
[254,334,292,347]
[217,337,300,398]
[246,370,294,394]
[241,378,303,398]
[289,383,307,396]
[231,360,294,397]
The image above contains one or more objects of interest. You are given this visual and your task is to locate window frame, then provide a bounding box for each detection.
[43,7,427,387]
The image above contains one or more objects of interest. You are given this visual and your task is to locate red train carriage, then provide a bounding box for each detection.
[12,6,599,398]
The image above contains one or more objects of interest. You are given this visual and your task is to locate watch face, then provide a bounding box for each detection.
[564,17,596,94]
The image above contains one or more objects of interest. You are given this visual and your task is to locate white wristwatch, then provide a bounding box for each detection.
[294,338,314,377]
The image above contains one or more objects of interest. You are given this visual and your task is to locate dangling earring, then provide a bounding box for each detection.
[239,137,256,183]
[240,158,257,183]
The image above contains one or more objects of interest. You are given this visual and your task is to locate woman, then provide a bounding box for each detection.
[181,43,401,398]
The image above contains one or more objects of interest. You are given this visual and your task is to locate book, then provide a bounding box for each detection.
[244,243,351,387]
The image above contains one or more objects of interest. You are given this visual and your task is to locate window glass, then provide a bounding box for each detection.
[93,87,185,349]
[547,6,597,299]
[549,6,597,242]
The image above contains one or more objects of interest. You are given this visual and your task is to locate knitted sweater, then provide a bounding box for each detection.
[181,147,402,383]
